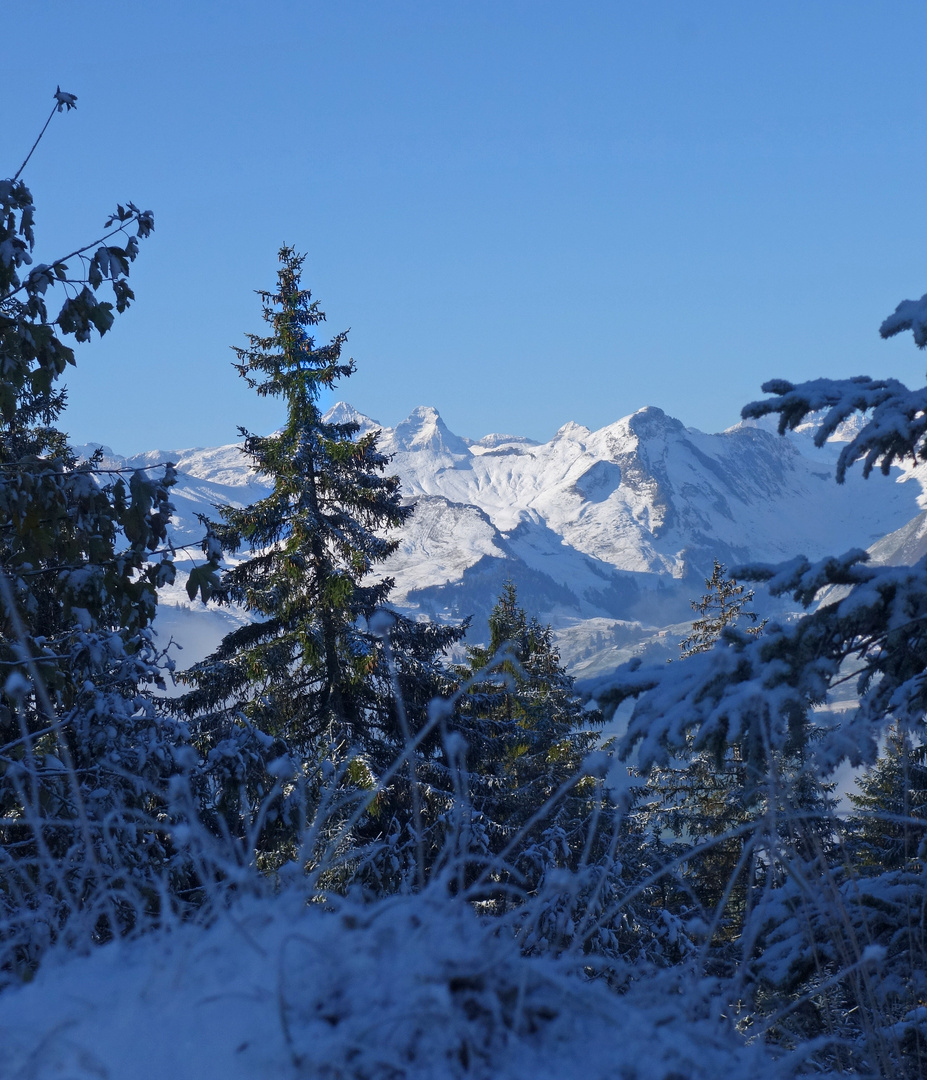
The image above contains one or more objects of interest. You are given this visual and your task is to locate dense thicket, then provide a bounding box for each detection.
[0,91,192,961]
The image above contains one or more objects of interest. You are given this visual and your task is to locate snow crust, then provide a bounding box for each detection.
[0,888,783,1080]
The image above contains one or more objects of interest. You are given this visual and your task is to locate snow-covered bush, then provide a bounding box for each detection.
[0,91,201,973]
[600,286,927,1077]
[0,880,791,1080]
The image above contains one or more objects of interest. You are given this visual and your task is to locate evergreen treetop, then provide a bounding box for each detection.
[678,559,765,659]
[454,582,605,875]
[176,248,463,856]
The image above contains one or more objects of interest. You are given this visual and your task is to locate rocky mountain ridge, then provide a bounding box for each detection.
[77,402,926,685]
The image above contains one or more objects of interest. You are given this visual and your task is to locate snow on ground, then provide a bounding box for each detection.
[1,888,790,1080]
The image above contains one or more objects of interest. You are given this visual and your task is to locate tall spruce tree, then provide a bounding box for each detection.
[177,248,462,861]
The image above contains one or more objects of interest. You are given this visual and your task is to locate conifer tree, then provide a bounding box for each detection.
[847,730,927,873]
[644,563,832,949]
[678,559,765,659]
[449,584,681,962]
[453,583,606,890]
[177,248,462,858]
[642,564,765,933]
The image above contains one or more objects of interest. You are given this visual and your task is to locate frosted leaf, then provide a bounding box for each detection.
[53,87,77,112]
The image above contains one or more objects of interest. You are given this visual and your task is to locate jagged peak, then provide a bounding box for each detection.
[552,420,592,443]
[624,406,686,438]
[404,405,441,424]
[587,407,686,457]
[322,401,380,434]
[388,406,470,456]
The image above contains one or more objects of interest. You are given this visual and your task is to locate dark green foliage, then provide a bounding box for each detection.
[0,92,193,958]
[449,584,690,962]
[457,584,598,832]
[848,730,927,873]
[451,583,609,894]
[178,246,406,744]
[176,248,463,856]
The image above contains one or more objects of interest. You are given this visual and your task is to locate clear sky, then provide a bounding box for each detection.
[6,2,927,453]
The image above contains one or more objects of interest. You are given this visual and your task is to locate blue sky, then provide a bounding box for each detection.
[7,2,927,453]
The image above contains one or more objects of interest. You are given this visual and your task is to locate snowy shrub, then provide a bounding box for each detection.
[0,90,198,975]
[599,284,927,1078]
[0,884,788,1080]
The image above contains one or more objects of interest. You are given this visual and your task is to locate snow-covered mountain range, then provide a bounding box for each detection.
[80,402,926,686]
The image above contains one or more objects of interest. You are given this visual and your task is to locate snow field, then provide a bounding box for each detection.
[1,886,788,1080]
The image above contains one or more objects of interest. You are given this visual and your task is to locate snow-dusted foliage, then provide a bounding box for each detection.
[743,374,927,482]
[606,547,927,777]
[0,884,789,1080]
[0,92,192,972]
[881,291,927,349]
[598,289,927,1077]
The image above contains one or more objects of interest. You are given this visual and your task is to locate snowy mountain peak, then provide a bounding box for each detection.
[473,432,540,450]
[142,399,927,685]
[323,402,380,436]
[552,420,592,444]
[384,406,471,457]
[623,406,687,440]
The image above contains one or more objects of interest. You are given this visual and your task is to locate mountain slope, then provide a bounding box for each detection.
[80,402,925,679]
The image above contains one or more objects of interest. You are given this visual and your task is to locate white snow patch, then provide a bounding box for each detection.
[0,889,783,1080]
